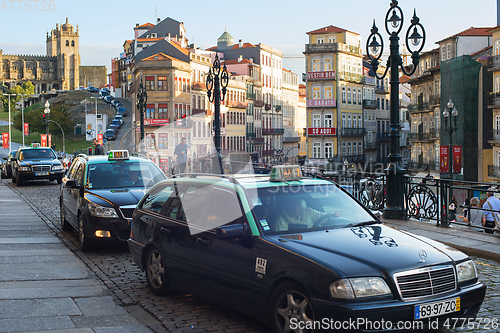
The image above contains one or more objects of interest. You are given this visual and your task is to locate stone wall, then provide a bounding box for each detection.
[79,66,107,88]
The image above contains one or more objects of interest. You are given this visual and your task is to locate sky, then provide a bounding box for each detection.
[0,0,497,82]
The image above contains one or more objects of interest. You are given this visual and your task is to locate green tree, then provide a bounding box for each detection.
[1,81,35,113]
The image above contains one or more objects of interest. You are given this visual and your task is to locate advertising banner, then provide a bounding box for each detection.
[48,134,52,149]
[97,133,103,146]
[2,133,8,149]
[41,134,47,147]
[23,123,29,136]
[453,145,462,174]
[440,145,449,174]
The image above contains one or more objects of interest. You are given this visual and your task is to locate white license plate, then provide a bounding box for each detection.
[414,298,460,319]
[35,172,49,176]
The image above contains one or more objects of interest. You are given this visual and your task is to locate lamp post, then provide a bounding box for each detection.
[366,0,425,219]
[2,93,16,151]
[136,78,147,154]
[44,101,50,143]
[443,99,458,225]
[206,54,229,174]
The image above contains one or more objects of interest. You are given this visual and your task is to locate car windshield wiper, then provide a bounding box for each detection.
[343,220,379,228]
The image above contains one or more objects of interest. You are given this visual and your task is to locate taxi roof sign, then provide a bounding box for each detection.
[108,150,129,160]
[269,165,302,182]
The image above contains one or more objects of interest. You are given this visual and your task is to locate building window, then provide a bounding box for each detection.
[342,114,346,128]
[158,133,168,149]
[71,41,74,47]
[325,142,333,158]
[358,89,362,104]
[313,142,321,158]
[312,59,320,71]
[324,86,332,99]
[158,104,168,119]
[324,114,332,127]
[146,133,156,149]
[347,142,352,156]
[347,87,351,104]
[145,76,155,91]
[347,114,352,127]
[317,36,324,44]
[342,142,346,156]
[353,115,357,128]
[447,44,451,59]
[313,114,321,127]
[313,87,321,99]
[145,104,155,119]
[323,58,332,71]
[342,87,346,104]
[66,40,69,46]
[158,76,168,91]
[358,115,362,128]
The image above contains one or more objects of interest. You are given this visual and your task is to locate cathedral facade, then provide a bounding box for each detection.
[0,18,80,93]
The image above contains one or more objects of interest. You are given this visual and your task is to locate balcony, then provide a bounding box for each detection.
[375,85,389,94]
[488,55,500,71]
[429,94,440,106]
[247,92,256,99]
[345,154,366,164]
[265,104,271,110]
[283,136,301,143]
[254,100,265,107]
[263,149,275,156]
[341,128,365,137]
[363,99,377,109]
[275,105,281,111]
[246,132,256,138]
[263,128,285,135]
[408,102,430,113]
[377,133,390,141]
[338,71,365,83]
[364,141,378,150]
[253,137,264,144]
[192,108,207,115]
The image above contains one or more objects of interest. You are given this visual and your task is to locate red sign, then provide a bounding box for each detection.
[23,123,29,136]
[97,133,103,145]
[2,133,8,149]
[308,127,337,136]
[144,119,170,126]
[48,134,52,148]
[453,145,462,174]
[41,134,47,147]
[307,99,336,108]
[440,145,449,174]
[307,71,336,80]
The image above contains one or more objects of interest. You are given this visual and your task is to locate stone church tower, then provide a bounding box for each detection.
[46,18,80,90]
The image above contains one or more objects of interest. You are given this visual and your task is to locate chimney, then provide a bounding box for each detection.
[136,22,139,27]
[238,55,243,62]
[250,57,254,63]
[239,39,243,48]
[157,18,161,23]
[167,33,170,42]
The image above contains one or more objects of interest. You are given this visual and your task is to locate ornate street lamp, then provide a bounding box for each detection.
[206,54,229,174]
[136,78,148,154]
[366,0,426,220]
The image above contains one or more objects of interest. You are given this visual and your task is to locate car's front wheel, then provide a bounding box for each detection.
[15,174,23,186]
[145,247,171,296]
[269,281,315,333]
[78,214,91,251]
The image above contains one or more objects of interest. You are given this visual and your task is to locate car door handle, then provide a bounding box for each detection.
[196,237,210,246]
[159,227,170,236]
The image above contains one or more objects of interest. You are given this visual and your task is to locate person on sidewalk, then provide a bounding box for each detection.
[93,139,104,155]
[449,196,457,222]
[174,137,188,174]
[482,189,500,234]
[457,197,485,232]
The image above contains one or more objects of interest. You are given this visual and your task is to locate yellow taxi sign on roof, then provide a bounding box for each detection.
[269,165,302,182]
[108,150,129,160]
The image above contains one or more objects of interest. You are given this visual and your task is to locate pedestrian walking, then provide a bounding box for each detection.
[462,198,469,220]
[174,137,188,174]
[457,197,485,232]
[449,196,457,222]
[482,189,500,234]
[73,149,77,158]
[93,139,104,155]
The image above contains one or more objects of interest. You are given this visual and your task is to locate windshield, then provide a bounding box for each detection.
[87,161,165,189]
[20,149,55,160]
[250,184,377,234]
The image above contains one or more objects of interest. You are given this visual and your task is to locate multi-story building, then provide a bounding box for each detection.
[304,25,364,167]
[375,70,390,165]
[297,84,307,157]
[282,68,300,162]
[486,26,500,181]
[363,61,377,167]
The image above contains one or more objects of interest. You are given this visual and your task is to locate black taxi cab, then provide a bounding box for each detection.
[128,165,485,333]
[11,146,65,186]
[60,150,166,251]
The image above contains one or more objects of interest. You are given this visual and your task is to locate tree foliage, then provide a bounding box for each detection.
[0,81,35,113]
[13,102,74,139]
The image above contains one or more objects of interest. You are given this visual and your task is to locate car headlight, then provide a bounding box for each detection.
[52,164,63,170]
[457,260,477,283]
[329,277,392,299]
[18,166,31,171]
[88,202,118,218]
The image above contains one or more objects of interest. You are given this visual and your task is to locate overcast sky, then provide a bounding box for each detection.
[0,0,496,80]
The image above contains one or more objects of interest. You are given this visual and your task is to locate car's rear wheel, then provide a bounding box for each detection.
[145,247,171,296]
[269,281,315,333]
[78,214,91,251]
[11,173,16,183]
[60,200,72,232]
[57,178,62,185]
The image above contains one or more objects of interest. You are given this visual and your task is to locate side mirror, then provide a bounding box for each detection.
[10,157,17,162]
[65,179,79,189]
[216,223,249,239]
[2,157,6,160]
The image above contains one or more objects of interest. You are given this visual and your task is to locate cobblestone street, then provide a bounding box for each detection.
[4,179,500,332]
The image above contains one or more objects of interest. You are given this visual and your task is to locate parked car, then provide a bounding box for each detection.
[128,165,486,333]
[99,89,109,98]
[60,150,167,251]
[1,150,17,179]
[111,119,121,129]
[104,129,116,141]
[11,146,65,186]
[117,106,127,117]
[111,100,121,108]
[104,96,113,103]
[114,115,124,125]
[86,86,99,93]
[109,124,118,133]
